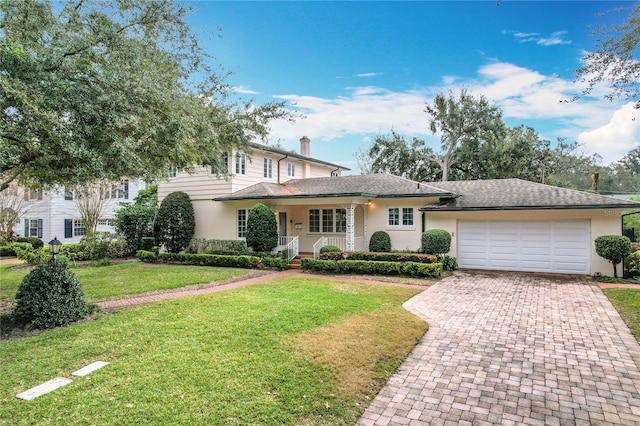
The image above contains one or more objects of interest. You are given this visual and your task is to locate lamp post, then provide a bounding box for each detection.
[48,236,62,261]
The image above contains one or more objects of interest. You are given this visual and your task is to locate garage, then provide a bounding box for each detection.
[457,220,591,274]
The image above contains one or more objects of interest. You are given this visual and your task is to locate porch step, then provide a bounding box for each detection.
[289,254,311,270]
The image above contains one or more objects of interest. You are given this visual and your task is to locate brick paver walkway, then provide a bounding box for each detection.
[357,272,640,426]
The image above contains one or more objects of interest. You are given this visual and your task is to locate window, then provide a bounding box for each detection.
[97,219,113,226]
[222,152,229,173]
[331,171,340,177]
[309,209,320,233]
[64,187,73,200]
[24,188,43,201]
[388,207,414,227]
[237,209,248,238]
[23,219,43,238]
[73,220,86,237]
[166,165,177,178]
[104,180,129,200]
[263,158,273,179]
[335,208,347,232]
[308,208,347,233]
[287,163,296,177]
[235,153,246,175]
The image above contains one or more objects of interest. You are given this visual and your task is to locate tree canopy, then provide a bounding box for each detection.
[0,0,290,192]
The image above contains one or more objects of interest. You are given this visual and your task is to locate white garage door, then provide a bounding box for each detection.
[457,220,591,274]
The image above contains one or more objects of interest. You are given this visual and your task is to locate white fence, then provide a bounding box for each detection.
[277,236,299,261]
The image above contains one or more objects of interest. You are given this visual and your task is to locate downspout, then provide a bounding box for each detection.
[277,155,288,184]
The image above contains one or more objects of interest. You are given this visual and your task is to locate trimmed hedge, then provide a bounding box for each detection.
[319,245,342,253]
[302,258,442,278]
[137,250,268,269]
[369,231,391,252]
[15,236,44,249]
[319,251,437,263]
[186,238,249,255]
[422,229,451,254]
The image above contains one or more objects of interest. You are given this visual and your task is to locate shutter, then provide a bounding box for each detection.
[24,219,29,237]
[64,219,73,239]
[124,180,129,199]
[37,219,43,239]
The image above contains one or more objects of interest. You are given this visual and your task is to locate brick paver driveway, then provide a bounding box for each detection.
[357,272,640,425]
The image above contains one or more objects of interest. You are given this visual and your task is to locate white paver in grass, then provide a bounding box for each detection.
[72,361,109,377]
[16,377,72,401]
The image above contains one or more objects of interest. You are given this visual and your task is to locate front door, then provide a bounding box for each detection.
[278,212,287,237]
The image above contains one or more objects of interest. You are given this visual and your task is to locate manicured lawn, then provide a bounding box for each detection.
[603,287,640,340]
[0,276,426,425]
[0,262,252,302]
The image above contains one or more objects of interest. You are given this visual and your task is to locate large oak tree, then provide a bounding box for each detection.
[0,0,290,192]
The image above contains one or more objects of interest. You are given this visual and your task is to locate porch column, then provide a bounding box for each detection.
[363,204,368,251]
[346,203,355,251]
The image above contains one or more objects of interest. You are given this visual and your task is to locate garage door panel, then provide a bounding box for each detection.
[457,220,590,274]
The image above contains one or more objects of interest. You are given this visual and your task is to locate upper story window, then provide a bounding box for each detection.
[287,163,296,177]
[166,165,177,179]
[64,187,74,200]
[263,158,273,179]
[104,180,129,200]
[222,152,229,173]
[235,153,246,175]
[24,188,43,201]
[388,207,414,227]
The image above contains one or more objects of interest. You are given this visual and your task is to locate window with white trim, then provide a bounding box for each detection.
[25,188,43,201]
[263,158,273,179]
[287,163,296,177]
[73,220,86,237]
[97,219,113,226]
[237,209,248,238]
[308,208,348,233]
[235,153,246,175]
[23,219,43,238]
[388,207,414,227]
[166,165,177,178]
[103,180,129,200]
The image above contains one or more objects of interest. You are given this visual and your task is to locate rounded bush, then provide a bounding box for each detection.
[320,245,342,253]
[245,203,278,252]
[421,229,451,255]
[154,191,195,254]
[12,260,87,329]
[369,231,391,252]
[15,236,44,249]
[595,235,632,278]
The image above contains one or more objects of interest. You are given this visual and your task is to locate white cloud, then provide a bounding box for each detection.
[355,72,382,78]
[266,60,631,165]
[506,29,571,46]
[577,102,640,164]
[232,85,259,94]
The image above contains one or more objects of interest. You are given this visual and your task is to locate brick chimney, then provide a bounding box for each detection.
[300,136,310,157]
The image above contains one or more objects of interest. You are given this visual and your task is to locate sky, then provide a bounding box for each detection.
[187,1,640,174]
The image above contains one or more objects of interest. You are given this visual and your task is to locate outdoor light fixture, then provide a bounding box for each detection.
[48,236,62,260]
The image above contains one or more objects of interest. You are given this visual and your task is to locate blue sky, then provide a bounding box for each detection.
[188,1,640,173]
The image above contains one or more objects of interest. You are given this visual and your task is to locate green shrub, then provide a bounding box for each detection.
[81,233,128,260]
[12,259,87,330]
[15,236,44,249]
[186,238,249,254]
[92,257,112,267]
[245,203,278,253]
[136,250,158,262]
[320,245,342,253]
[139,237,156,252]
[369,231,391,252]
[421,229,451,254]
[401,262,443,277]
[0,242,32,257]
[260,255,290,270]
[113,185,158,255]
[595,235,632,278]
[154,191,195,254]
[15,245,50,265]
[626,250,640,276]
[301,258,339,273]
[438,254,458,271]
[137,251,262,269]
[343,252,438,263]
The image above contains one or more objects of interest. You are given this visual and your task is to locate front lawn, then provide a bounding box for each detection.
[0,276,426,425]
[0,262,253,303]
[603,287,640,340]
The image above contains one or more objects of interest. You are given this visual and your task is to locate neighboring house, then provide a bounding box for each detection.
[159,137,640,276]
[14,180,145,244]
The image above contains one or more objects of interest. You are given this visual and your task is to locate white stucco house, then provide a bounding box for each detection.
[13,180,146,244]
[158,137,640,276]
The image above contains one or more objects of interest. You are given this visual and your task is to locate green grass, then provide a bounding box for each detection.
[0,262,252,302]
[603,287,640,340]
[0,276,426,425]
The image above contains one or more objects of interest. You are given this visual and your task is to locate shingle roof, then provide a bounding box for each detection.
[420,178,640,211]
[214,173,453,201]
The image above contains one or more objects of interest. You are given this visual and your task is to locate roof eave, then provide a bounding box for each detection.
[419,204,640,212]
[215,192,454,202]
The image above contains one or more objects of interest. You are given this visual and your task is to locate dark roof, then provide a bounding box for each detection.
[420,178,640,211]
[215,173,453,201]
[249,143,350,171]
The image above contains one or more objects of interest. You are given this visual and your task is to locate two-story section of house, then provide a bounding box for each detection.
[14,180,146,244]
[158,137,350,247]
